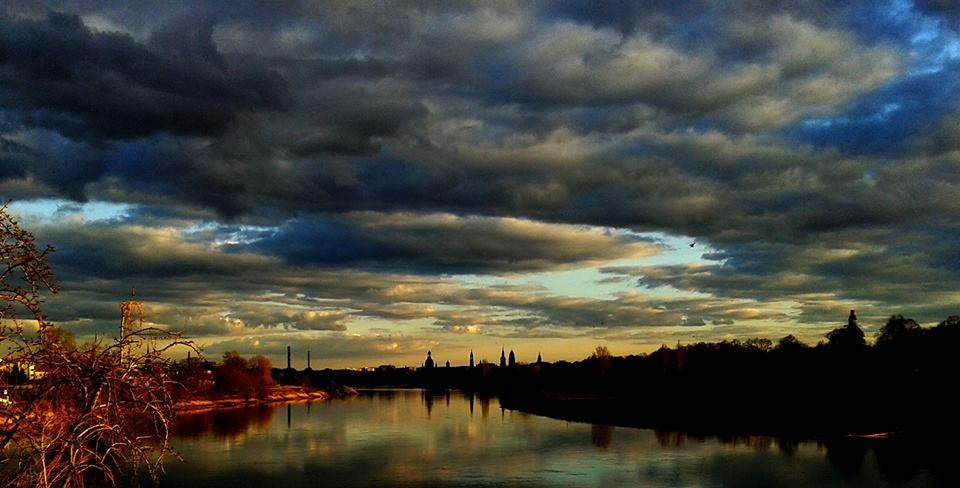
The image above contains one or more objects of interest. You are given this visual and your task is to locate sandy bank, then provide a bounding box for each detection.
[175,385,357,413]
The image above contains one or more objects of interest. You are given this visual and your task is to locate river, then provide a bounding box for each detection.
[158,389,950,487]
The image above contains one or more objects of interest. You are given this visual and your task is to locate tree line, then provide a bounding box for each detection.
[496,312,960,436]
[169,351,275,402]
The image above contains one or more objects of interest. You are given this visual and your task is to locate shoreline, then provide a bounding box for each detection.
[174,385,357,414]
[497,391,949,440]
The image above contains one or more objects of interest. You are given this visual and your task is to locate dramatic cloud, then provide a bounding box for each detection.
[3,1,959,366]
[0,11,285,140]
[248,212,660,272]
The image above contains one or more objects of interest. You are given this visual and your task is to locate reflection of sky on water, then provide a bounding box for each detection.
[160,390,946,487]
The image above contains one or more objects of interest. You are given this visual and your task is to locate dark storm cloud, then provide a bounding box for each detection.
[910,104,960,156]
[479,13,896,131]
[3,0,960,358]
[786,60,960,155]
[1,0,900,218]
[34,220,278,280]
[33,207,659,278]
[0,0,904,225]
[543,0,691,37]
[246,212,659,273]
[603,224,960,326]
[542,0,876,44]
[0,11,285,140]
[0,120,118,200]
[283,80,428,157]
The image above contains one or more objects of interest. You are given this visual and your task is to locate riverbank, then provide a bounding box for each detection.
[175,385,358,413]
[498,389,958,439]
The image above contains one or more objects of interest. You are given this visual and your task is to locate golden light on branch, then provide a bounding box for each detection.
[0,201,199,487]
[120,290,145,363]
[0,201,57,330]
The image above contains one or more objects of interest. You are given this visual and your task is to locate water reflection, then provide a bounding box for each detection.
[162,390,952,487]
[591,424,614,448]
[825,438,868,475]
[175,404,275,439]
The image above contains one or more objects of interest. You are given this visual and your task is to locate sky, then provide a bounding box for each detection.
[2,1,960,369]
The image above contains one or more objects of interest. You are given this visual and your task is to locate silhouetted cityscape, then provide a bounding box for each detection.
[185,310,960,438]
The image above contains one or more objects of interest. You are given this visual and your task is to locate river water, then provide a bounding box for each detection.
[159,389,949,487]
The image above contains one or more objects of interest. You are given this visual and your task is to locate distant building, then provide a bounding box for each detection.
[826,309,866,349]
[508,350,516,367]
[424,350,435,369]
[469,350,474,368]
[536,352,542,365]
[499,348,506,368]
[0,357,44,383]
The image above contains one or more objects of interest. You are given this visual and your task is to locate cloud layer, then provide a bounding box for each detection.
[3,1,960,366]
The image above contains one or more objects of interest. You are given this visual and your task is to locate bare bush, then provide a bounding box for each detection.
[0,202,196,487]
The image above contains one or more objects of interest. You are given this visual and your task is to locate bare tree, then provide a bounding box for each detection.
[0,202,196,487]
[0,201,57,326]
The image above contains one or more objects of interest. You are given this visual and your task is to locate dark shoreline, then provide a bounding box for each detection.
[497,390,956,441]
